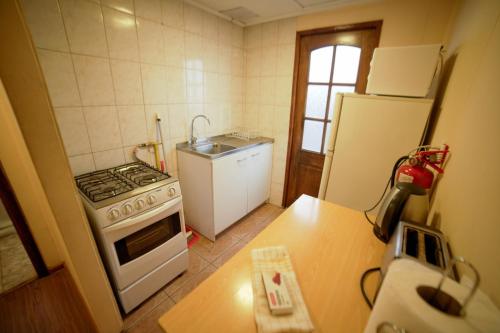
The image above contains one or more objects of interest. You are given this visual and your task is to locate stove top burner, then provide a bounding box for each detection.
[75,162,170,203]
[113,163,169,186]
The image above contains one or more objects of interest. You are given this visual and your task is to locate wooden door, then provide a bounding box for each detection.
[284,22,382,207]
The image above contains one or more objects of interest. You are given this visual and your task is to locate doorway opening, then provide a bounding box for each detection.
[0,164,48,293]
[283,21,382,207]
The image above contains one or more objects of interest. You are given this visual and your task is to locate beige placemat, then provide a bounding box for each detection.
[251,246,314,333]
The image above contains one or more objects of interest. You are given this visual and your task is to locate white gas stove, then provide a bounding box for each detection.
[75,162,188,313]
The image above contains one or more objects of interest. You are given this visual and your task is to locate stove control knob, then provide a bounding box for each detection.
[121,203,133,215]
[108,208,120,220]
[135,199,145,210]
[147,194,157,205]
[168,187,176,197]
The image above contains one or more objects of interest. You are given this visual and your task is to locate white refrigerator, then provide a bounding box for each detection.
[318,93,432,213]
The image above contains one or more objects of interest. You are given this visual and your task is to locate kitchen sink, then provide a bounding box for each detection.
[193,142,236,155]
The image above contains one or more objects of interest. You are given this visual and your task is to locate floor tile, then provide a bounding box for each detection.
[251,203,277,219]
[126,296,175,333]
[0,234,20,251]
[0,233,37,292]
[169,265,216,303]
[162,250,209,296]
[123,290,170,330]
[225,214,262,240]
[212,239,248,268]
[191,230,240,263]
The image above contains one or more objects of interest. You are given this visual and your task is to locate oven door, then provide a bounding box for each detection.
[101,196,187,290]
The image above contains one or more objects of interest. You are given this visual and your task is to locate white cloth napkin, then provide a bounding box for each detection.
[251,246,314,333]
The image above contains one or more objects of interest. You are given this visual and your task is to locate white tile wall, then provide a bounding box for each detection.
[136,18,165,65]
[134,0,162,22]
[103,8,139,61]
[54,107,92,155]
[21,0,69,51]
[110,59,143,105]
[117,105,148,145]
[242,18,297,206]
[141,63,168,104]
[73,55,116,106]
[21,0,245,177]
[101,0,134,14]
[84,106,123,151]
[59,0,108,57]
[22,0,296,205]
[37,49,81,107]
[161,0,183,28]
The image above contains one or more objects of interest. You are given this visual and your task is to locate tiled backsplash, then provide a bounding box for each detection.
[20,0,245,177]
[20,0,296,206]
[242,20,297,205]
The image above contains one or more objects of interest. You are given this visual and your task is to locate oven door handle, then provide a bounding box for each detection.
[104,197,181,233]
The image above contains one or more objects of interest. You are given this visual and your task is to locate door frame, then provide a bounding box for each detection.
[282,20,383,207]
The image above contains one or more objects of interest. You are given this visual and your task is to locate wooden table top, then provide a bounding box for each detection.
[159,195,386,333]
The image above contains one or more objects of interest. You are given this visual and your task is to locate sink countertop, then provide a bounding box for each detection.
[176,135,274,159]
[158,195,386,333]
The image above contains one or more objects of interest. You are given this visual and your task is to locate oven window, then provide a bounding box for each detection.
[114,212,181,265]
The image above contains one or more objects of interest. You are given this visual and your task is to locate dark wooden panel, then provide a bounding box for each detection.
[295,163,323,202]
[0,267,97,333]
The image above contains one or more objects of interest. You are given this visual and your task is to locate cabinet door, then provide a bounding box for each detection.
[247,144,273,212]
[212,151,248,235]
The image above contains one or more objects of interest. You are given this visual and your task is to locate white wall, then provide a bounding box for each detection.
[20,0,245,177]
[428,0,500,306]
[242,18,297,206]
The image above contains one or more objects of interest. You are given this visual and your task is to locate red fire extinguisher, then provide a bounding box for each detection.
[396,145,449,190]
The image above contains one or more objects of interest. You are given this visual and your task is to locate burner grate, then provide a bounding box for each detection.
[75,162,170,203]
[76,170,133,202]
[114,163,168,186]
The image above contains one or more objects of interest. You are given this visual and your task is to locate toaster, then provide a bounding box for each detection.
[380,221,451,277]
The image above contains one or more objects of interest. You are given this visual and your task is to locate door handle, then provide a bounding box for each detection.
[251,152,260,157]
[237,157,247,163]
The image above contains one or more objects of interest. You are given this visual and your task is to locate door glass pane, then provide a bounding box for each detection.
[328,85,356,120]
[305,85,328,119]
[308,46,333,83]
[114,212,181,265]
[323,122,332,153]
[332,45,361,83]
[302,120,324,153]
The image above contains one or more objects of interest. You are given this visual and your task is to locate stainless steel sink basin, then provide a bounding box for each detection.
[193,142,236,155]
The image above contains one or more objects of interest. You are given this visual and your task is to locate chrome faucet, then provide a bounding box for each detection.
[189,114,211,145]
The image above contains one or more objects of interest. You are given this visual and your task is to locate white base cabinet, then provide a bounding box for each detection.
[178,143,273,241]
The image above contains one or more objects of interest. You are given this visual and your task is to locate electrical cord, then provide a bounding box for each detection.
[363,156,409,225]
[360,267,381,309]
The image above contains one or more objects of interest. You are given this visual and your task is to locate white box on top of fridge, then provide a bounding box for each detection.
[366,44,442,97]
[318,93,432,213]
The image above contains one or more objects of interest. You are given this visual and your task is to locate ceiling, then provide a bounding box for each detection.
[186,0,372,26]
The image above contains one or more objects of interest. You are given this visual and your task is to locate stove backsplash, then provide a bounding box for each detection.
[20,0,245,178]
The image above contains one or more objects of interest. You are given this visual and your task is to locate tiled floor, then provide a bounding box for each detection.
[123,203,284,333]
[0,232,37,294]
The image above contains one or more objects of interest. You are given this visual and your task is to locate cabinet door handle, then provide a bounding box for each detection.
[251,152,260,157]
[237,157,247,163]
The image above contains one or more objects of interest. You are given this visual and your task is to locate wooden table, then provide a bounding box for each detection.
[159,195,386,332]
